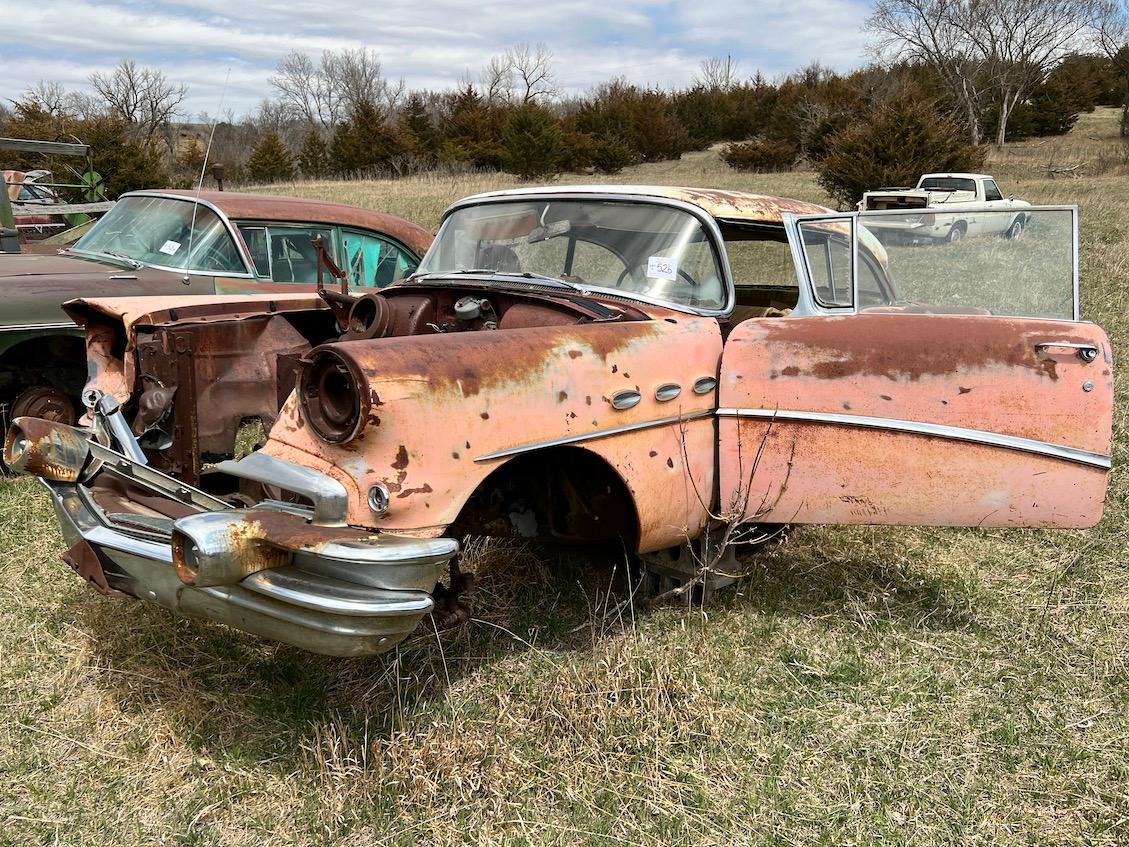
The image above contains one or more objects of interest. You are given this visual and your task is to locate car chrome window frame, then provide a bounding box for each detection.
[782,212,858,315]
[857,204,1081,321]
[92,191,259,279]
[431,192,736,317]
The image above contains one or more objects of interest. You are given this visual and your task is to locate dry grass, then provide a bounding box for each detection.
[4,114,1129,846]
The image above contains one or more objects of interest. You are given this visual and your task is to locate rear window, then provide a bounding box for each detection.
[920,177,977,193]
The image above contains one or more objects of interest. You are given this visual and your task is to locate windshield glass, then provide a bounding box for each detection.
[416,199,727,310]
[73,195,245,274]
[919,177,977,193]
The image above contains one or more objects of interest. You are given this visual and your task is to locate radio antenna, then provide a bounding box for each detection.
[183,67,231,285]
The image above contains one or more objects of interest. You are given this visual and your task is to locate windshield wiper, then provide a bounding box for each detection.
[92,249,144,269]
[410,269,583,291]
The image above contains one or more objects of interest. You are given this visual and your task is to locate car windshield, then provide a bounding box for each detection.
[919,177,977,193]
[72,195,246,274]
[416,199,727,310]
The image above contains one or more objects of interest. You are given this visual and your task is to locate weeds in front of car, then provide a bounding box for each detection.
[3,109,1129,846]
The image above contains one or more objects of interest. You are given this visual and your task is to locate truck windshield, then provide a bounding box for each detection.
[72,195,246,274]
[919,177,977,193]
[416,199,727,311]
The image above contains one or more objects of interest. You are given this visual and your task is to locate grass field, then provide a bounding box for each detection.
[3,109,1129,846]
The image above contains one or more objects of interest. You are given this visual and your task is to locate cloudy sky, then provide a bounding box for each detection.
[1,0,874,117]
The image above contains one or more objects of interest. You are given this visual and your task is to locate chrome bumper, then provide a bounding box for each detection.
[41,475,456,658]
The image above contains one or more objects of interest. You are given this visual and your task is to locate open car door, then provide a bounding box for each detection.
[717,207,1112,529]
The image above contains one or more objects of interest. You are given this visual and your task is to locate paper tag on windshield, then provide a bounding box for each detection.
[159,240,181,256]
[647,255,676,281]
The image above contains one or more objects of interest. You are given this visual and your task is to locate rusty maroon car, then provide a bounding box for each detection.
[5,186,1112,656]
[0,189,431,429]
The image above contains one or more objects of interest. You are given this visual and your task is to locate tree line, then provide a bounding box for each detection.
[3,1,1129,202]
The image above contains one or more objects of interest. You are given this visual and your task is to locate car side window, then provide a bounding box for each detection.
[984,180,1003,202]
[237,224,335,283]
[800,224,853,309]
[341,230,418,288]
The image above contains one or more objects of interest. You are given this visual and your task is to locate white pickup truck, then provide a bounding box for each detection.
[859,173,1031,243]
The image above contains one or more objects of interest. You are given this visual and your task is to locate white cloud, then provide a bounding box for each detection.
[2,0,872,115]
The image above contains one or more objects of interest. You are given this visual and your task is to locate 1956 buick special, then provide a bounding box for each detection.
[5,186,1112,656]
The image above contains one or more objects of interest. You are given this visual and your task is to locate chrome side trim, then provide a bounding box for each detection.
[0,322,78,334]
[214,450,349,526]
[88,440,229,511]
[475,409,714,463]
[716,407,1111,470]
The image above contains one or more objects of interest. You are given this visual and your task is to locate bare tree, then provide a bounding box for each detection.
[89,60,187,145]
[1092,1,1129,134]
[868,0,992,143]
[480,54,514,103]
[868,0,1096,145]
[270,48,402,128]
[270,51,339,129]
[23,81,70,116]
[510,43,558,103]
[695,55,740,90]
[480,43,558,104]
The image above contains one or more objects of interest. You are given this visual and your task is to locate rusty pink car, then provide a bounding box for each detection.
[4,186,1112,656]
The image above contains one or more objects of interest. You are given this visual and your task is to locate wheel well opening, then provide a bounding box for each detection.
[452,447,640,550]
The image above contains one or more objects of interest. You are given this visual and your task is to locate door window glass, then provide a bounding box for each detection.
[799,220,854,308]
[236,224,334,283]
[984,180,1003,202]
[341,230,418,288]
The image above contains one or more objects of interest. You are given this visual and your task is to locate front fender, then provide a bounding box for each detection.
[262,318,723,551]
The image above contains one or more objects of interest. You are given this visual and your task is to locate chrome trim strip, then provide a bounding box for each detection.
[0,322,78,333]
[214,450,349,526]
[242,568,434,617]
[475,409,714,463]
[88,440,229,511]
[716,407,1111,470]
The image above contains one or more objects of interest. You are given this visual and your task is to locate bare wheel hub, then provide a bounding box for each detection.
[11,386,76,426]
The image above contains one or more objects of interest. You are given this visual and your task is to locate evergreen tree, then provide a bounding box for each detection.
[245,131,295,183]
[398,93,439,164]
[330,99,405,175]
[297,127,330,178]
[502,103,563,178]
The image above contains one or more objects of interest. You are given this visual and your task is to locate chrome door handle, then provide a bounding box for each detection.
[1035,341,1098,362]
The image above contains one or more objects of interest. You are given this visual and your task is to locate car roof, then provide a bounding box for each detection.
[455,184,832,223]
[921,173,993,181]
[125,189,434,256]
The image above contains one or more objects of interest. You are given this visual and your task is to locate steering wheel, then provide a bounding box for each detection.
[615,263,697,289]
[192,243,233,272]
[109,228,147,256]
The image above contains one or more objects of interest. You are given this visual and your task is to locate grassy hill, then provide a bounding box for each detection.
[2,109,1128,846]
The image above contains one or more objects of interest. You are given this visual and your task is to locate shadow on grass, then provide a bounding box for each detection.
[69,532,982,774]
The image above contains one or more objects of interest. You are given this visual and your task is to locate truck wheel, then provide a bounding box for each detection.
[947,222,966,243]
[1004,216,1025,240]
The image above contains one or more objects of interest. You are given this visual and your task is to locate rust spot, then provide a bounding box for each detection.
[585,396,592,405]
[781,366,800,377]
[649,450,658,457]
[958,386,972,394]
[465,441,471,449]
[611,364,618,373]
[480,411,490,420]
[458,367,481,397]
[391,446,409,470]
[452,451,460,459]
[880,394,893,401]
[842,402,852,410]
[568,349,582,359]
[558,390,568,402]
[397,484,434,499]
[666,457,674,468]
